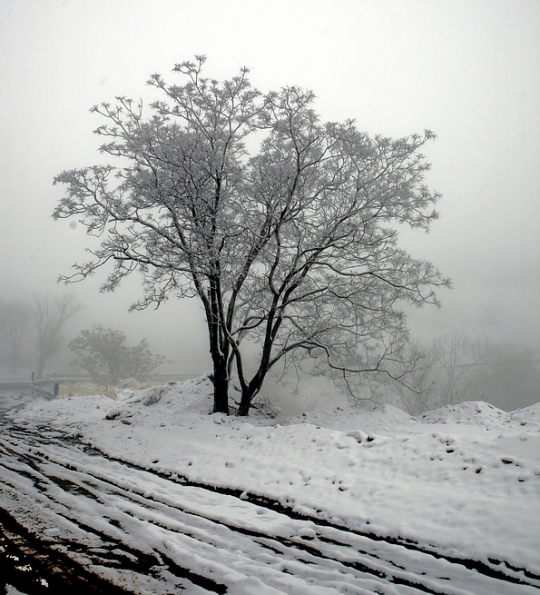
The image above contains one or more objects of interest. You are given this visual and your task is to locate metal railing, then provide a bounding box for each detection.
[0,372,203,398]
[30,372,59,399]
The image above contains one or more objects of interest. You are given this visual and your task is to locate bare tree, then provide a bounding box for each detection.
[53,57,449,415]
[382,330,486,414]
[33,293,81,379]
[379,339,438,415]
[0,300,32,370]
[432,329,486,406]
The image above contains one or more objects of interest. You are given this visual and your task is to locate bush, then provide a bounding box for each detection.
[69,325,167,385]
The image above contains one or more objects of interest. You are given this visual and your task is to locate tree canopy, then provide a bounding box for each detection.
[54,56,450,415]
[69,325,166,384]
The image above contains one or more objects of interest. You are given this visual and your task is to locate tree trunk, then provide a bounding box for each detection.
[237,391,251,416]
[237,374,264,416]
[36,355,46,380]
[211,356,229,414]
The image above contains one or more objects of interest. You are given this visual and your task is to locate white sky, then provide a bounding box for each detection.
[1,0,539,370]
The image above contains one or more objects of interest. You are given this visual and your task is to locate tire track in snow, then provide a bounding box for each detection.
[0,507,136,595]
[1,421,539,594]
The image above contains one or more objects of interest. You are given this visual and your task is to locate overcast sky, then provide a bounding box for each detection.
[1,0,539,371]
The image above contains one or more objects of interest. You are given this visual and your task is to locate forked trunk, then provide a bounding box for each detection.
[237,375,264,416]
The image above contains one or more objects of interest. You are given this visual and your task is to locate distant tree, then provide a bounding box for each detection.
[69,325,167,384]
[380,339,437,415]
[0,299,32,370]
[33,293,81,379]
[432,329,486,406]
[53,56,449,415]
[381,330,486,414]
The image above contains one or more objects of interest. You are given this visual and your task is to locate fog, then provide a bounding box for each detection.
[1,1,539,394]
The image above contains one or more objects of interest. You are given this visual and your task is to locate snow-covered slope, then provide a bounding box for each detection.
[10,376,540,576]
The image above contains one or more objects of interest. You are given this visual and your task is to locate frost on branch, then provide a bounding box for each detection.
[53,58,450,415]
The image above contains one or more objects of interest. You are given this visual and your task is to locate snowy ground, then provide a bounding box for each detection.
[1,376,539,593]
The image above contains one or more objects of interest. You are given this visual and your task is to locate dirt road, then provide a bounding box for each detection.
[1,392,538,594]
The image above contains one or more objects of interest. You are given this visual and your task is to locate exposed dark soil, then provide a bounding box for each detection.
[0,508,131,595]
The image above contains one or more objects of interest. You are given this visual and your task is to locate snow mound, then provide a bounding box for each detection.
[104,375,215,423]
[510,401,540,430]
[419,401,510,427]
[101,375,282,428]
[372,403,417,423]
